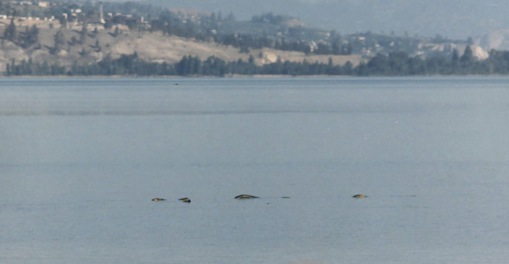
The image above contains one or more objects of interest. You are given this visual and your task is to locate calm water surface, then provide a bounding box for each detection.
[1,77,509,264]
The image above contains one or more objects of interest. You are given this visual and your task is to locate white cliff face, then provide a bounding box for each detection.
[471,45,489,60]
[426,43,489,60]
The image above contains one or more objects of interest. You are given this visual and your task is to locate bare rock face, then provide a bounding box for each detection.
[470,45,489,60]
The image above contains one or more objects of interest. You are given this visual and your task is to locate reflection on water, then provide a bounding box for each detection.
[2,77,509,264]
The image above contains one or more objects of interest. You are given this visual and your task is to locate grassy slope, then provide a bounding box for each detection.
[0,22,361,72]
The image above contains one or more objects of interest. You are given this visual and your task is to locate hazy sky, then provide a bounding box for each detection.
[143,0,509,39]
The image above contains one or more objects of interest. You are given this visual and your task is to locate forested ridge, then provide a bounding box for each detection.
[2,1,509,76]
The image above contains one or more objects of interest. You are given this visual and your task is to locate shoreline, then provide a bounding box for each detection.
[1,74,508,79]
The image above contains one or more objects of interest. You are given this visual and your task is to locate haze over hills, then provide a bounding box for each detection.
[144,0,509,40]
[6,0,509,76]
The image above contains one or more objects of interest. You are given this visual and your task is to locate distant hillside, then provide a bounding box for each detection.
[0,20,361,72]
[0,0,500,76]
[145,0,509,39]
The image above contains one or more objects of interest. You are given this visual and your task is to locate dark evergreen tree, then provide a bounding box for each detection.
[4,17,17,43]
[19,25,39,48]
[366,53,390,75]
[80,22,88,44]
[450,48,460,73]
[460,45,474,64]
[52,29,66,54]
[343,61,354,75]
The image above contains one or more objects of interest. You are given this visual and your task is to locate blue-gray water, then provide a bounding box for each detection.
[2,77,509,264]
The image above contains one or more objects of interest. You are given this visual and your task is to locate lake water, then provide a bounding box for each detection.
[2,77,509,264]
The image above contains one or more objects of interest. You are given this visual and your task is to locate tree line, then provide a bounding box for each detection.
[6,47,509,77]
[4,53,346,76]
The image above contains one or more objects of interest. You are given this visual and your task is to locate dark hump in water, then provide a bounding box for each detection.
[179,197,191,203]
[235,194,259,199]
[152,197,166,202]
[352,194,367,199]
